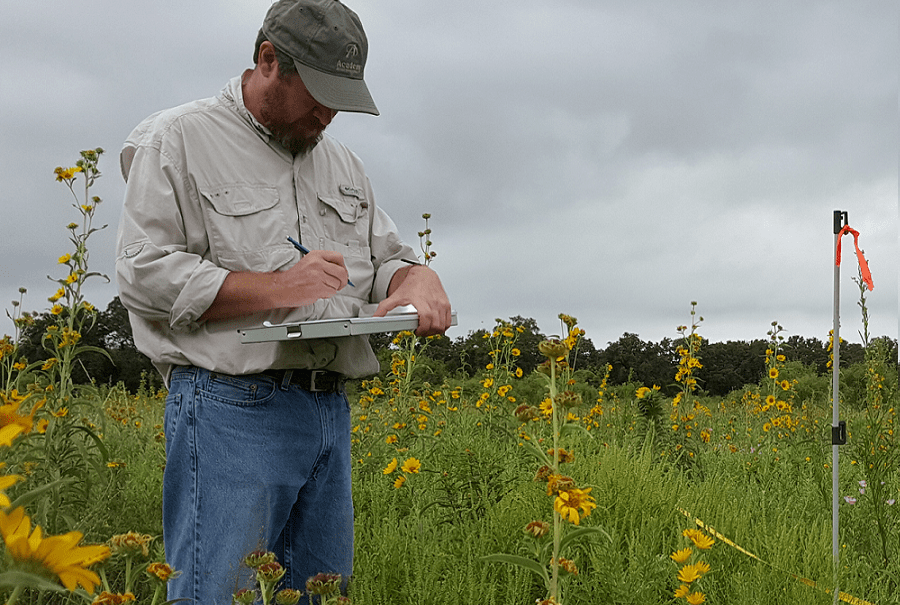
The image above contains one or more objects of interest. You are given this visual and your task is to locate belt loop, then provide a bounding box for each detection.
[280,370,293,391]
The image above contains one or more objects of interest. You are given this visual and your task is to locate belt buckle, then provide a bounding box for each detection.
[309,369,326,392]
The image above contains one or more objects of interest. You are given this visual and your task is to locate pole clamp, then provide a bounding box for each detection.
[831,420,847,446]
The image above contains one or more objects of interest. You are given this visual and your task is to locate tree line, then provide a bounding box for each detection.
[13,297,895,396]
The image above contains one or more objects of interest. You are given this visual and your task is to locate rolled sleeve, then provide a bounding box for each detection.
[368,202,418,303]
[116,140,227,332]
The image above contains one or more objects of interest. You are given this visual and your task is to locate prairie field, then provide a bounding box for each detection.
[1,151,897,604]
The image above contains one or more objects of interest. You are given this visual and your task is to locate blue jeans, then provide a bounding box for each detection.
[162,366,353,604]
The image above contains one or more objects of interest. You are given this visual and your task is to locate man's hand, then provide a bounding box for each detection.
[281,249,350,303]
[374,265,451,336]
[198,249,349,323]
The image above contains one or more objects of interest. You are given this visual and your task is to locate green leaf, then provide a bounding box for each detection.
[482,553,549,586]
[559,526,611,553]
[560,422,593,439]
[520,439,552,466]
[7,477,77,511]
[71,344,114,363]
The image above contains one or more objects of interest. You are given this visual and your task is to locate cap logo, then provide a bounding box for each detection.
[336,43,362,75]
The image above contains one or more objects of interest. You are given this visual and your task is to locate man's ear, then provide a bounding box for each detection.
[256,41,279,78]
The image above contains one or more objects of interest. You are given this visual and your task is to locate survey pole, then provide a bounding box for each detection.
[831,209,847,605]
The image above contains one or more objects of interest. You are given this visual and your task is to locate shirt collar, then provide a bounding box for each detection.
[221,73,323,154]
[222,74,273,141]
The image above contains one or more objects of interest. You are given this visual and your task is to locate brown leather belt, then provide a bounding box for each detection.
[261,369,345,393]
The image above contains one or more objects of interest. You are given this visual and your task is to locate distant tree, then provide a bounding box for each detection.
[599,333,678,392]
[15,297,158,392]
[696,339,768,396]
[783,335,830,374]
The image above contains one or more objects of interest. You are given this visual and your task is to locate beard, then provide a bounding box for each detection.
[258,84,323,155]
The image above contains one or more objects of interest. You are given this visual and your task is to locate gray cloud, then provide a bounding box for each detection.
[2,0,895,353]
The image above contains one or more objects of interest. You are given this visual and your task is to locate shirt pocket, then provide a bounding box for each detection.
[317,193,370,255]
[199,184,293,272]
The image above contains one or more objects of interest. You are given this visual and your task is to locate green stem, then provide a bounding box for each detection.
[99,567,111,593]
[124,556,133,593]
[5,585,24,605]
[549,358,560,602]
[149,584,162,605]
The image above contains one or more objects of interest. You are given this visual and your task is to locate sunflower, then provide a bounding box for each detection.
[677,561,711,584]
[554,487,596,525]
[400,457,421,474]
[0,466,23,507]
[0,506,110,593]
[670,547,693,563]
[685,592,707,605]
[686,530,715,550]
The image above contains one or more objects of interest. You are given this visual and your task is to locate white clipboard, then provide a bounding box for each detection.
[239,307,457,343]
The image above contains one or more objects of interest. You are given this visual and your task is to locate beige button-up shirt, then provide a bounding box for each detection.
[115,76,416,383]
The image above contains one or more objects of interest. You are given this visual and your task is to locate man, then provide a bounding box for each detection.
[115,1,451,602]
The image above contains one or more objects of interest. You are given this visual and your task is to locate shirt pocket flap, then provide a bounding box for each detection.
[318,194,364,224]
[201,185,279,217]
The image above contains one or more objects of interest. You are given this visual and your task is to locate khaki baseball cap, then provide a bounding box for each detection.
[261,0,379,115]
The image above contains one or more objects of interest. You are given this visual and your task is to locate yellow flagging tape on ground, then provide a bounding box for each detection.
[676,508,876,605]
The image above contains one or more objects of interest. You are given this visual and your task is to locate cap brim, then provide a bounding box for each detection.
[294,60,379,116]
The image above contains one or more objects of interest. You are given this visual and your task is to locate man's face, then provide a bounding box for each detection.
[258,70,337,154]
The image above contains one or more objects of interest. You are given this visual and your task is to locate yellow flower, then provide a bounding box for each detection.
[91,592,137,605]
[51,407,69,418]
[0,392,42,446]
[91,592,137,604]
[687,530,715,550]
[393,475,406,489]
[108,531,153,558]
[145,562,179,583]
[511,348,520,356]
[539,397,553,417]
[768,368,779,379]
[65,273,79,284]
[524,520,550,538]
[670,547,692,563]
[674,584,691,598]
[51,304,65,315]
[553,487,596,525]
[400,457,421,474]
[385,435,398,444]
[58,253,72,264]
[0,467,23,507]
[382,458,398,475]
[0,506,110,593]
[53,166,82,181]
[677,560,710,584]
[685,592,706,605]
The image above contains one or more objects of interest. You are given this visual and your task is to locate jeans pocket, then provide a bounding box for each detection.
[201,374,277,407]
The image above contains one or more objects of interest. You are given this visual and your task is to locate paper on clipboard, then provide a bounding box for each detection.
[239,305,457,343]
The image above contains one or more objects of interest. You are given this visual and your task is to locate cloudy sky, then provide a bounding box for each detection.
[2,0,896,352]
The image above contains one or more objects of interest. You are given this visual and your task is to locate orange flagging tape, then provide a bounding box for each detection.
[676,508,877,605]
[835,225,873,291]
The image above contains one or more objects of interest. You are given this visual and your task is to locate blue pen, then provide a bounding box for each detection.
[287,236,355,287]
